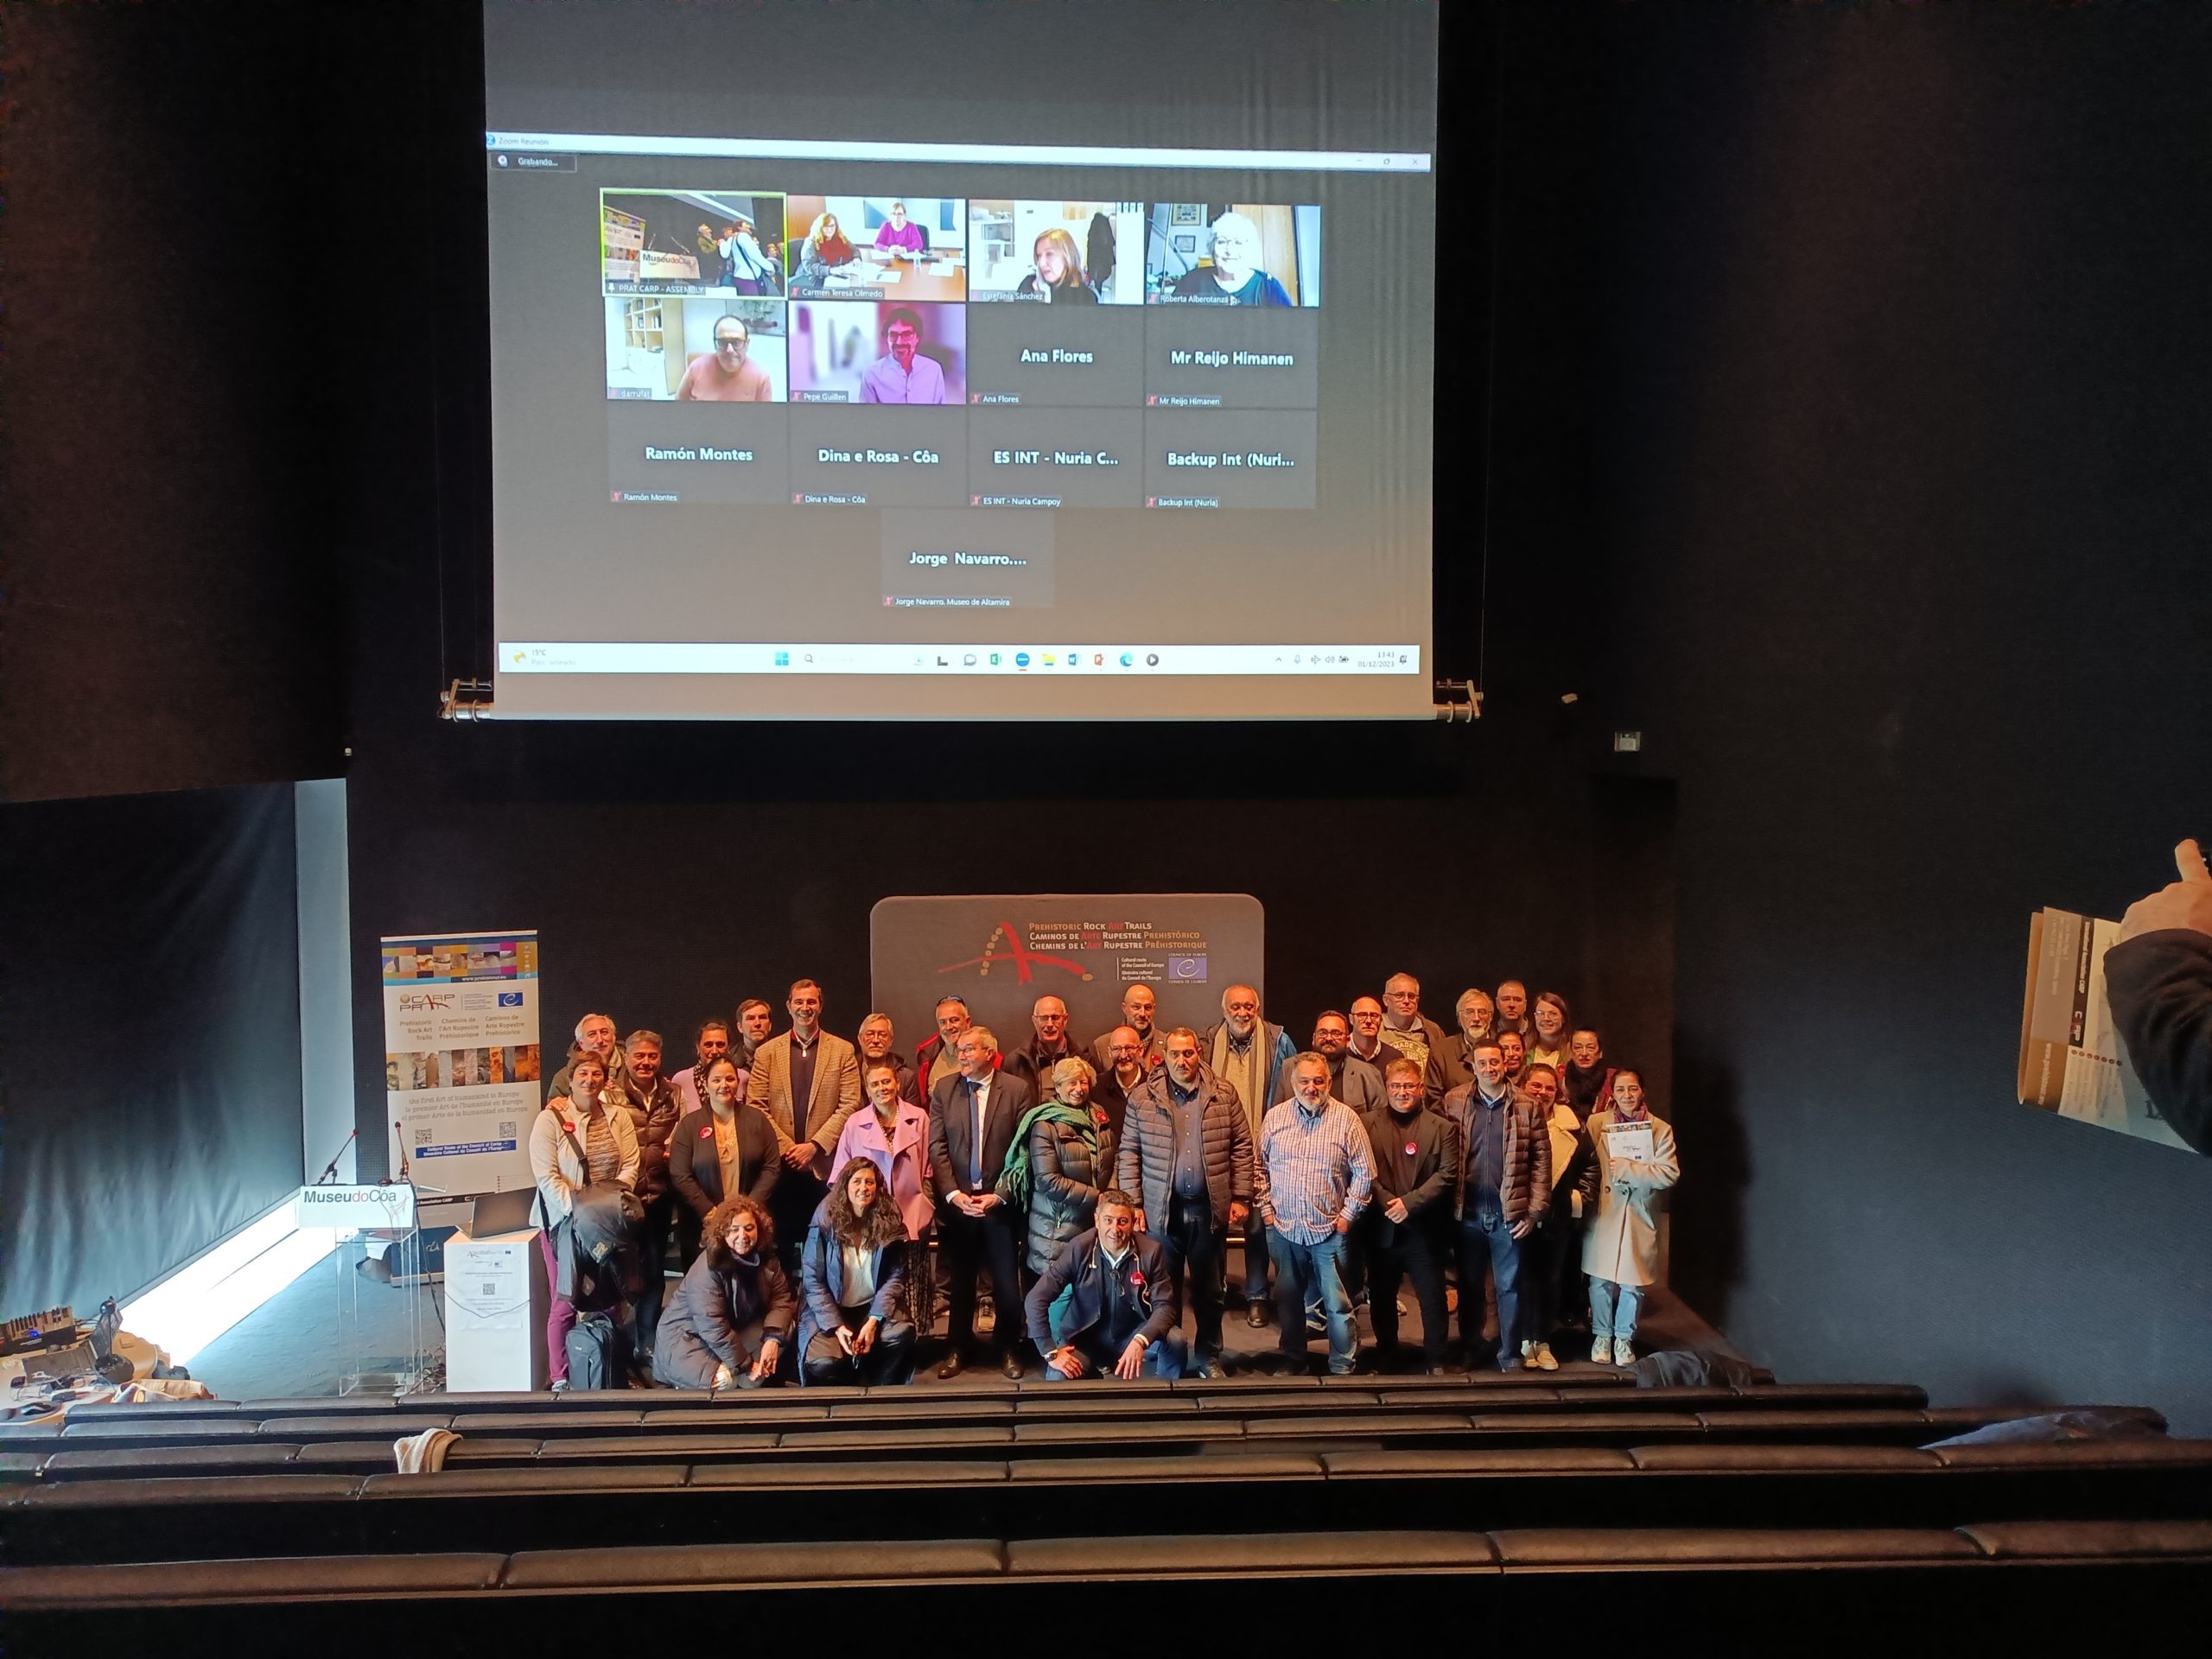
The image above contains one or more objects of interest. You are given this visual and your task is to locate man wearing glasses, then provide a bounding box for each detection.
[676,315,772,402]
[860,307,946,404]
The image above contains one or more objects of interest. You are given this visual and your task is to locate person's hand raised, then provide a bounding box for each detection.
[2119,840,2212,944]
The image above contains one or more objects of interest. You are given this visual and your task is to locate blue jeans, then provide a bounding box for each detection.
[1269,1230,1357,1374]
[1038,1328,1189,1381]
[1242,1213,1271,1303]
[1590,1277,1643,1341]
[1458,1203,1525,1370]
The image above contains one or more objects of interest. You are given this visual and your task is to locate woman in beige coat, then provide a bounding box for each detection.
[1580,1068,1678,1367]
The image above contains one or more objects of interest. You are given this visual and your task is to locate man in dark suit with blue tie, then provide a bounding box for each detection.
[928,1026,1033,1378]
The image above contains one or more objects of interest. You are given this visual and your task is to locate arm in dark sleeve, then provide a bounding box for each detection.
[1433,1114,1466,1216]
[1527,1103,1553,1222]
[639,1097,679,1196]
[2106,931,2212,1156]
[868,1244,906,1325]
[1024,1243,1080,1352]
[799,1226,842,1332]
[743,1109,783,1206]
[1226,1094,1254,1204]
[679,1258,744,1369]
[927,1090,959,1202]
[668,1114,714,1220]
[1141,1242,1180,1344]
[1402,1128,1455,1218]
[1568,1131,1601,1211]
[760,1257,797,1340]
[1114,1108,1142,1192]
[1421,1050,1447,1109]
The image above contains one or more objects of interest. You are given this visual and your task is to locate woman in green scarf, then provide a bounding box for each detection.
[998,1056,1115,1281]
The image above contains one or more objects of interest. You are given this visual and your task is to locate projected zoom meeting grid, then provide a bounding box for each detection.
[601,191,1320,511]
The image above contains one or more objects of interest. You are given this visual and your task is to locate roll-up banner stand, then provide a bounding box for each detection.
[380,930,542,1197]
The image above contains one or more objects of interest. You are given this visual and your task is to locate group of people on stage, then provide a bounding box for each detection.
[695,216,783,296]
[526,974,1679,1390]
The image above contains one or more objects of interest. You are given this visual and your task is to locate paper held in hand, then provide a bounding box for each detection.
[2017,907,2188,1151]
[1605,1122,1655,1165]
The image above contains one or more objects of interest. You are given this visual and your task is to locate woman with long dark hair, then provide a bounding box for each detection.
[797,1158,918,1385]
[830,1060,935,1335]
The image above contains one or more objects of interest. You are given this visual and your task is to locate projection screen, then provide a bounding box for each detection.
[483,0,1439,720]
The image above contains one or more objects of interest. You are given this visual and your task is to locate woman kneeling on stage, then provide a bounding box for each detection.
[798,1159,919,1386]
[652,1194,793,1389]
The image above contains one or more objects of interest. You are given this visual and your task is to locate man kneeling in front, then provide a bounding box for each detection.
[1025,1189,1188,1381]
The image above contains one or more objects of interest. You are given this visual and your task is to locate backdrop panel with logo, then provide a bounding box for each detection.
[870,894,1264,1058]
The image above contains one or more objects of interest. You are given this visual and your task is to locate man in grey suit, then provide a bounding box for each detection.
[927,1027,1034,1378]
[1311,1011,1387,1113]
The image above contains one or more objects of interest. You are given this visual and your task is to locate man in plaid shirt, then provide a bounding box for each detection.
[1255,1052,1376,1375]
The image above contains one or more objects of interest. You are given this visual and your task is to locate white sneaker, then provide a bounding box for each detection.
[1529,1341,1558,1371]
[1612,1338,1636,1367]
[1591,1338,1612,1364]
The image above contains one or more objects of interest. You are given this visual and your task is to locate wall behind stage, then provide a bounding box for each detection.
[1539,4,2212,1429]
[337,734,1675,1175]
[0,785,308,1313]
[0,3,346,803]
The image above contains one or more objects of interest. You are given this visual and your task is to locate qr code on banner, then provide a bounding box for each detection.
[482,1282,499,1297]
[499,1120,516,1137]
[415,1128,432,1144]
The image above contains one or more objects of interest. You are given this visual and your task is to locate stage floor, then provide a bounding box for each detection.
[188,1240,1741,1400]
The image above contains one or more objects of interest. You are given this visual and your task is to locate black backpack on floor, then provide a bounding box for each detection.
[564,1309,628,1391]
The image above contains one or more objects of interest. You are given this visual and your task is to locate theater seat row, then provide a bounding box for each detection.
[10,1522,2212,1643]
[44,1367,1679,1420]
[39,1374,1911,1425]
[7,1440,2206,1565]
[0,1401,2164,1477]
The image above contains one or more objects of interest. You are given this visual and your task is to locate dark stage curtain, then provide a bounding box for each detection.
[0,784,304,1314]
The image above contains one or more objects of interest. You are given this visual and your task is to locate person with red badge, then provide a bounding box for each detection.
[1360,1057,1460,1373]
[668,1054,780,1267]
[1024,1189,1187,1381]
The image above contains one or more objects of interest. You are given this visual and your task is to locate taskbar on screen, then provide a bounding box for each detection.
[500,642,1420,676]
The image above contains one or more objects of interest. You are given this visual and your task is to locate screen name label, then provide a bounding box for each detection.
[819,448,944,464]
[1166,349,1296,368]
[906,551,1031,568]
[1166,451,1298,468]
[643,444,756,461]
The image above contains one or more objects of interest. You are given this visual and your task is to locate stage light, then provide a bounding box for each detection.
[120,1202,334,1366]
